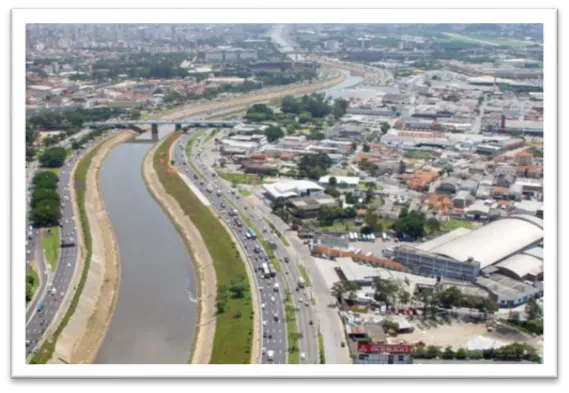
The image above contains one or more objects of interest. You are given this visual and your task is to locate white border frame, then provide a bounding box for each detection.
[11,8,557,378]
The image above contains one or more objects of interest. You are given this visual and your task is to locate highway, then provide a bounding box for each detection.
[192,130,319,364]
[173,131,289,364]
[25,131,118,360]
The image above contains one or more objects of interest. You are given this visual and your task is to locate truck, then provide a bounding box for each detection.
[216,189,222,197]
[273,282,280,292]
[297,277,306,289]
[206,185,213,193]
[267,350,274,361]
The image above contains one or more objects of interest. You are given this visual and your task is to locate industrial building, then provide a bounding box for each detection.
[262,180,324,199]
[393,215,544,282]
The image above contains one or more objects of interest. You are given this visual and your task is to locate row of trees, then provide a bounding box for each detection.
[29,171,61,227]
[412,342,541,363]
[297,152,333,180]
[39,147,67,168]
[317,205,357,227]
[216,275,249,315]
[281,93,348,120]
[393,208,441,240]
[26,271,37,302]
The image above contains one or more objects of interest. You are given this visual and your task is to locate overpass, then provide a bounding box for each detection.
[87,120,240,140]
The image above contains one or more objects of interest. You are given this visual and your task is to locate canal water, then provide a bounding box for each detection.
[95,71,360,364]
[95,142,197,364]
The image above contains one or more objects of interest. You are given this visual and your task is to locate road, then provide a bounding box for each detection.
[25,131,118,359]
[173,131,289,364]
[194,131,319,364]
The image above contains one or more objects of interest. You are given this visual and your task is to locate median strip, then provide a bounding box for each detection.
[154,132,253,364]
[297,264,311,288]
[284,291,299,364]
[264,218,290,247]
[318,330,326,364]
[41,226,60,271]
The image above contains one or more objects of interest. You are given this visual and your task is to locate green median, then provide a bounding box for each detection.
[284,291,299,364]
[297,264,311,287]
[318,330,326,364]
[42,226,60,271]
[155,131,253,364]
[30,137,104,364]
[264,218,290,247]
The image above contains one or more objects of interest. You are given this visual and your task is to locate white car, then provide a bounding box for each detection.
[300,353,306,361]
[261,303,265,309]
[263,320,267,326]
[271,296,276,303]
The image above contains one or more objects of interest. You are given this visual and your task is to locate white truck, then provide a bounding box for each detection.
[267,350,274,361]
[297,277,305,289]
[273,282,280,292]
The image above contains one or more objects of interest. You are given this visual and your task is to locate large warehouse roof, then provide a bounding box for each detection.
[495,254,543,280]
[428,215,543,268]
[263,180,324,199]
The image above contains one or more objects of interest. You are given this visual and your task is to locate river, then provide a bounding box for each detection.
[94,71,361,364]
[95,141,197,364]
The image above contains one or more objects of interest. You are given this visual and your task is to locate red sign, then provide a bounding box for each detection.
[357,342,412,354]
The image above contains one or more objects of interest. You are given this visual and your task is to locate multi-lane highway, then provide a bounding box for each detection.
[25,131,117,359]
[192,130,319,364]
[173,131,292,364]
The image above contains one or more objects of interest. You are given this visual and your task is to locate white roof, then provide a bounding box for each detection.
[428,215,543,268]
[416,228,472,252]
[263,180,324,199]
[318,175,360,186]
[496,253,543,280]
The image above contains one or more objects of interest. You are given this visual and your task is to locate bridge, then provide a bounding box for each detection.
[87,120,240,140]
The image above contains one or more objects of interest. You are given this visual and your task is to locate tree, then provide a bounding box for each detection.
[526,297,542,320]
[331,282,347,304]
[439,286,463,309]
[399,290,411,305]
[298,111,313,124]
[399,159,407,174]
[71,140,82,150]
[31,188,60,209]
[362,144,371,153]
[351,142,357,151]
[325,186,340,198]
[374,278,400,306]
[32,171,59,190]
[425,345,442,359]
[39,147,67,168]
[264,126,285,142]
[328,176,338,186]
[455,348,468,360]
[427,217,441,232]
[364,211,383,233]
[442,346,455,360]
[130,109,142,120]
[380,121,391,134]
[332,98,349,119]
[29,199,61,227]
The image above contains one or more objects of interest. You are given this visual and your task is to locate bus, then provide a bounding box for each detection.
[268,264,276,277]
[261,263,270,278]
[247,227,257,239]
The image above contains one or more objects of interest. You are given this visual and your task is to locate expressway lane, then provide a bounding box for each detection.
[25,131,118,360]
[173,131,289,364]
[194,129,319,364]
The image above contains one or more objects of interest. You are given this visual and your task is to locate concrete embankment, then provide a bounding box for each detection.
[49,131,136,364]
[141,134,217,364]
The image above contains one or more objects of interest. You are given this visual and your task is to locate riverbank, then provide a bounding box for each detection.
[141,133,217,364]
[48,131,135,364]
[156,72,347,122]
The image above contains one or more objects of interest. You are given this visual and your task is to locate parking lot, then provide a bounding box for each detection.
[348,239,400,257]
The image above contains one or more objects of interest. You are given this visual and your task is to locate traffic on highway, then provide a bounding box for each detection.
[25,131,118,360]
[174,131,293,364]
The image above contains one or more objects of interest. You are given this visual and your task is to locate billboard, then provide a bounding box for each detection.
[357,342,412,354]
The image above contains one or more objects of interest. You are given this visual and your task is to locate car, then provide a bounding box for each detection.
[305,301,309,307]
[261,303,265,309]
[341,342,346,347]
[284,257,289,263]
[309,320,313,325]
[263,332,267,338]
[271,296,276,302]
[300,353,306,360]
[262,347,266,354]
[263,320,267,326]
[268,333,272,339]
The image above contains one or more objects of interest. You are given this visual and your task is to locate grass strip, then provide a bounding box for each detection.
[184,130,206,180]
[30,141,103,364]
[318,331,326,364]
[284,291,299,364]
[217,172,261,185]
[297,264,311,288]
[154,132,253,364]
[41,227,60,271]
[239,188,252,197]
[26,266,39,306]
[203,129,220,145]
[264,218,290,247]
[311,297,316,306]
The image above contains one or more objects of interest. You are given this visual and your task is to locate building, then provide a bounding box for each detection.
[262,180,324,199]
[452,190,475,209]
[288,195,338,218]
[356,342,413,364]
[475,273,542,308]
[393,215,544,282]
[204,47,258,62]
[436,176,459,194]
[318,175,360,188]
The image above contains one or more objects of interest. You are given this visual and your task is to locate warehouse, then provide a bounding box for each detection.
[393,215,544,281]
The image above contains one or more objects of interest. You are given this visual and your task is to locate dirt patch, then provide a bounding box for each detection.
[142,134,217,364]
